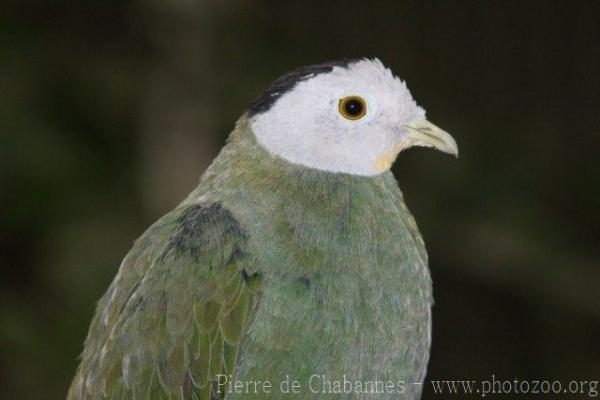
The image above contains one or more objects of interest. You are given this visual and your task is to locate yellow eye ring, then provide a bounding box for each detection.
[338,96,367,120]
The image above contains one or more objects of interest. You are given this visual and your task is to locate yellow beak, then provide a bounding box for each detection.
[403,119,459,157]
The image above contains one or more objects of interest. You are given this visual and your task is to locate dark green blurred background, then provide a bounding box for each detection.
[1,1,598,399]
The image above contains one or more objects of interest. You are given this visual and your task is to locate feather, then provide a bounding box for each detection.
[68,203,257,399]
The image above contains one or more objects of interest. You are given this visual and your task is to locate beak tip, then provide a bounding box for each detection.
[445,139,459,159]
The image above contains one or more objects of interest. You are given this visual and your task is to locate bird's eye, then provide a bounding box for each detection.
[339,96,367,120]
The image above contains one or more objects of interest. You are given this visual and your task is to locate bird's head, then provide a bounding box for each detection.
[247,58,458,176]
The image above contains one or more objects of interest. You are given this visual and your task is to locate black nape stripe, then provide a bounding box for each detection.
[247,58,361,117]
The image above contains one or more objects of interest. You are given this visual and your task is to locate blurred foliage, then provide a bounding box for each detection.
[0,1,598,399]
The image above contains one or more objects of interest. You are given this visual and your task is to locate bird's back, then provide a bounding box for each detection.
[69,119,433,400]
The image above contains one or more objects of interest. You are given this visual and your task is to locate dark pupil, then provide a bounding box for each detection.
[345,100,363,116]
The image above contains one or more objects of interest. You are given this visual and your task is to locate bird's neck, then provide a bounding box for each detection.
[181,115,404,218]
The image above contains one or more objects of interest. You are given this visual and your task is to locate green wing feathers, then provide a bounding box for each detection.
[68,203,259,400]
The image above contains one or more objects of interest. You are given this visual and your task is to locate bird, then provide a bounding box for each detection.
[68,58,458,400]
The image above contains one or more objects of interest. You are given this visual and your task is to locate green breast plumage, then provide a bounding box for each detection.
[68,116,432,400]
[193,117,432,399]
